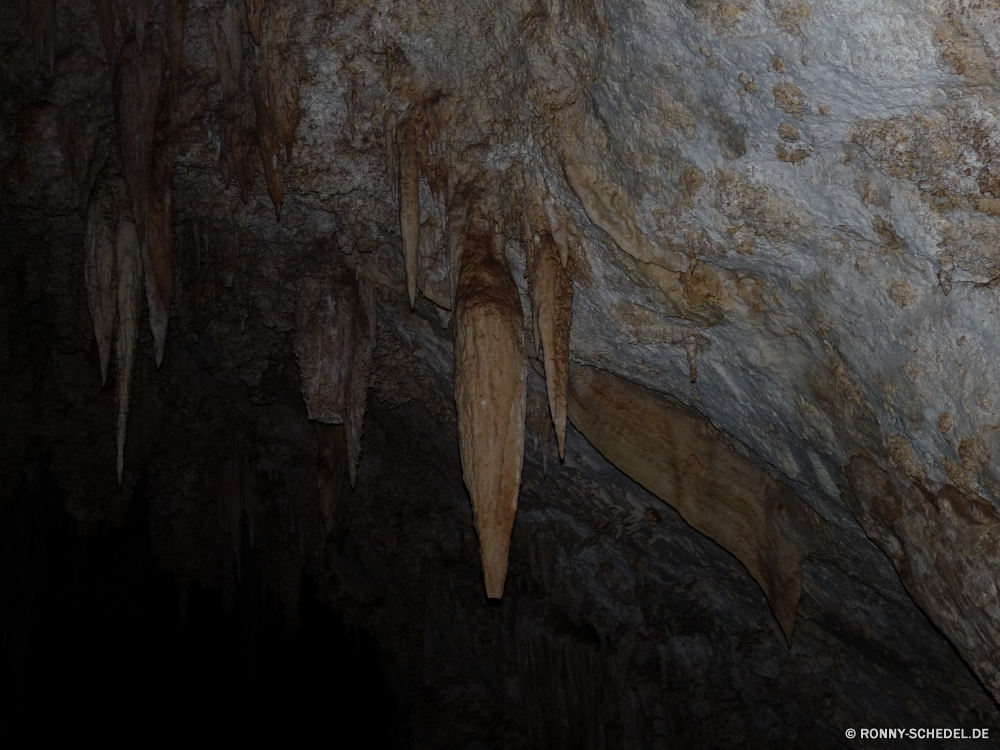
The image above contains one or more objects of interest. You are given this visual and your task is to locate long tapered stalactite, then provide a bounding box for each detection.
[525,193,573,459]
[453,188,527,599]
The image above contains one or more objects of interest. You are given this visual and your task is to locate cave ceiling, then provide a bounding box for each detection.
[4,0,1000,744]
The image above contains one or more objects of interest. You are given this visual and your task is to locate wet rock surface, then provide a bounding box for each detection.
[3,0,1000,745]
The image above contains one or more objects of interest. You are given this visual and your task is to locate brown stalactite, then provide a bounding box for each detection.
[526,195,573,459]
[346,276,376,488]
[116,29,174,367]
[213,0,255,201]
[384,110,398,202]
[399,118,420,309]
[242,0,264,45]
[567,362,803,645]
[295,274,355,424]
[250,10,298,221]
[57,109,104,209]
[22,0,56,73]
[212,0,243,100]
[263,8,299,163]
[94,0,117,65]
[315,422,347,537]
[115,0,128,39]
[132,0,148,53]
[84,171,119,386]
[294,267,376,488]
[144,153,174,368]
[165,0,188,108]
[453,187,527,599]
[115,178,142,486]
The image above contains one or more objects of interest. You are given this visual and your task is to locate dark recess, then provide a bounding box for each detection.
[0,461,401,743]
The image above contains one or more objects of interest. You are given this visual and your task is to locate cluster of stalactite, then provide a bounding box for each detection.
[383,101,806,633]
[72,0,300,488]
[71,1,807,638]
[383,105,577,598]
[211,0,299,219]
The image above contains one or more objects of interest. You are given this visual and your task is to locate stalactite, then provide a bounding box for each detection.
[84,172,119,386]
[115,178,142,485]
[132,0,148,53]
[57,108,104,209]
[253,79,283,219]
[453,187,527,599]
[144,153,174,367]
[212,0,243,100]
[295,275,354,423]
[526,195,573,459]
[116,30,173,367]
[22,0,56,73]
[294,268,376,487]
[399,118,420,309]
[243,0,264,45]
[115,0,128,40]
[165,0,187,107]
[548,202,570,268]
[262,9,298,163]
[251,11,298,220]
[345,276,375,487]
[384,110,397,201]
[94,0,117,64]
[566,362,803,645]
[315,422,347,536]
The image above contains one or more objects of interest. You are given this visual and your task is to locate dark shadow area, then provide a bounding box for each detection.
[0,460,401,744]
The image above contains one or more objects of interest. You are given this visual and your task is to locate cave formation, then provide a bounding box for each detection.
[4,0,1000,745]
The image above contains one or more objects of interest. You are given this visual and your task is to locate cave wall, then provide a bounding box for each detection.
[3,0,1000,744]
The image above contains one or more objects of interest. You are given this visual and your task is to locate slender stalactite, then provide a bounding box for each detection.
[384,110,398,202]
[453,187,527,598]
[295,266,376,488]
[21,0,56,72]
[84,171,119,386]
[144,154,174,367]
[94,0,117,64]
[132,0,148,52]
[212,0,254,201]
[345,276,376,487]
[115,178,142,485]
[526,194,573,459]
[252,6,299,220]
[399,118,420,309]
[243,0,264,45]
[165,0,188,107]
[116,28,174,367]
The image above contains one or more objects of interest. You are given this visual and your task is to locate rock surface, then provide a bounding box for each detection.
[3,0,1000,743]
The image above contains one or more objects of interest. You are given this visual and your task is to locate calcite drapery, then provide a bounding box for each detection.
[567,362,803,645]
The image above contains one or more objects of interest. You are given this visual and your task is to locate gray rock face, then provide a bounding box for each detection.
[3,0,1000,743]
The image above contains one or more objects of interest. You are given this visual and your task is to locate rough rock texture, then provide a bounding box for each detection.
[4,0,1000,743]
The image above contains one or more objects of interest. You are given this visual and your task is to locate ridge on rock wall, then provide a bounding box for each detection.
[567,362,804,645]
